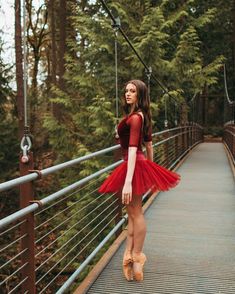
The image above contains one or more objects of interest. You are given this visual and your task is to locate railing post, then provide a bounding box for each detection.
[19,151,36,294]
[164,128,169,168]
[175,129,179,163]
[233,128,235,160]
[183,125,186,153]
[189,124,193,148]
[192,124,195,145]
[178,125,183,157]
[186,124,189,151]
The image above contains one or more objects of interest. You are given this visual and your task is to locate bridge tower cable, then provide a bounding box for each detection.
[112,17,121,139]
[20,0,32,164]
[223,64,235,124]
[98,0,181,107]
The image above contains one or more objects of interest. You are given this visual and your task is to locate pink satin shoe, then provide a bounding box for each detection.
[132,253,147,281]
[122,251,133,281]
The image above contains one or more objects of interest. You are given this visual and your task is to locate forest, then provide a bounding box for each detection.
[0,0,235,292]
[0,0,234,185]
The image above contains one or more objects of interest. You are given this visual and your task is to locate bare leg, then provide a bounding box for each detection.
[127,196,146,254]
[127,196,147,280]
[125,208,134,253]
[122,210,134,281]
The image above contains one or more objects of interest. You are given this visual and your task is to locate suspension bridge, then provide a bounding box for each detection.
[0,1,235,293]
[0,120,234,293]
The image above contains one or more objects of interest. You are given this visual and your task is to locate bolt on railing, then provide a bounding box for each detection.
[0,125,203,293]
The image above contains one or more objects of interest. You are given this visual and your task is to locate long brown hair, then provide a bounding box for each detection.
[122,79,152,138]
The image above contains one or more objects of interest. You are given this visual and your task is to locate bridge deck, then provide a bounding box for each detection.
[86,143,235,294]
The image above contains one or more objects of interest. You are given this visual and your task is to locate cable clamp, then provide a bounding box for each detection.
[112,16,121,36]
[29,169,42,180]
[145,66,152,80]
[29,200,43,208]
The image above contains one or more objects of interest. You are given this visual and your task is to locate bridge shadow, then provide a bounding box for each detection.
[76,142,235,294]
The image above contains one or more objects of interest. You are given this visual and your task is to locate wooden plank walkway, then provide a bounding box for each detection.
[86,143,235,294]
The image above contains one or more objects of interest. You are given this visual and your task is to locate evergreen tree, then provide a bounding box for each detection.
[0,39,18,181]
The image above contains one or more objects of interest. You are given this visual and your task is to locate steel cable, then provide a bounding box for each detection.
[0,262,28,286]
[36,197,118,273]
[35,176,104,217]
[98,0,181,106]
[8,276,28,294]
[36,204,118,286]
[35,192,107,244]
[0,220,26,237]
[35,186,99,230]
[224,64,235,105]
[0,233,27,254]
[0,248,28,271]
[38,213,118,293]
[35,194,116,257]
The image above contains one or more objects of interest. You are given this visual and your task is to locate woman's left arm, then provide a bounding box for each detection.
[122,114,142,205]
[144,141,153,162]
[122,146,137,204]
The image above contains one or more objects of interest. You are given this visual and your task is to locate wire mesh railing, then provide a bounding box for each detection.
[222,64,235,166]
[0,125,203,294]
[223,124,235,165]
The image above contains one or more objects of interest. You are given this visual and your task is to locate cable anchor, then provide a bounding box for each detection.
[20,133,32,164]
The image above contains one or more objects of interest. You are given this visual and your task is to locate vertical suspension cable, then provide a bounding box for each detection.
[20,0,32,162]
[192,100,194,125]
[174,101,178,126]
[146,66,152,99]
[115,33,118,120]
[164,94,168,128]
[112,17,121,139]
[23,0,28,127]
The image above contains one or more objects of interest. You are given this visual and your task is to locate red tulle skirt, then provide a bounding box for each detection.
[99,152,180,196]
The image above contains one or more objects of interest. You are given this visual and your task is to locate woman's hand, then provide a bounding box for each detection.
[122,181,132,205]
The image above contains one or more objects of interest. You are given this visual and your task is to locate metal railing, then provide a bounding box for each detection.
[223,123,235,165]
[0,124,203,294]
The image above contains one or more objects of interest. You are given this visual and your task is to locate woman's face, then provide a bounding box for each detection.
[125,83,138,106]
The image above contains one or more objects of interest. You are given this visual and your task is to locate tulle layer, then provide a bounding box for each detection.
[99,154,180,196]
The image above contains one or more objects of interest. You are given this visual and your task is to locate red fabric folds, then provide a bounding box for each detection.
[99,153,180,196]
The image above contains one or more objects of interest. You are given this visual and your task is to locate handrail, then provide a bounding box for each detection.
[0,145,120,192]
[223,123,235,165]
[0,160,122,230]
[0,125,203,230]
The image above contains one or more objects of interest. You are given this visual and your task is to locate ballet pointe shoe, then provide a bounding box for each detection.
[122,251,133,281]
[133,253,147,281]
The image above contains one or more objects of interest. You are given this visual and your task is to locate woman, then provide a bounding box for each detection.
[99,80,180,281]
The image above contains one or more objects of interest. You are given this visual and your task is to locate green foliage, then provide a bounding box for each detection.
[0,0,234,291]
[0,40,18,181]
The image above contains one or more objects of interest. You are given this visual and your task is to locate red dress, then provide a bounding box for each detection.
[99,112,180,196]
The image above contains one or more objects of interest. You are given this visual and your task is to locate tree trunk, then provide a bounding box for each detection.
[233,0,235,79]
[58,0,66,90]
[48,0,60,118]
[180,101,188,125]
[203,83,208,127]
[50,0,57,85]
[15,0,24,139]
